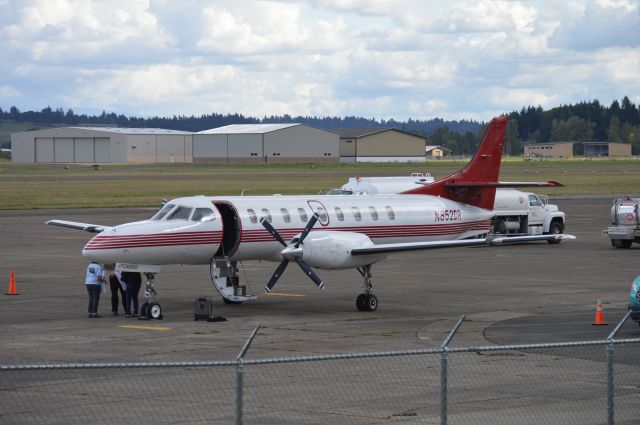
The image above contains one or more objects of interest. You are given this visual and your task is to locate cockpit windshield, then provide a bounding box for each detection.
[324,189,354,195]
[151,203,175,220]
[167,206,193,221]
[192,208,216,222]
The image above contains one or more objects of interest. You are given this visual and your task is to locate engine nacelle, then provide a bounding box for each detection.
[297,231,386,269]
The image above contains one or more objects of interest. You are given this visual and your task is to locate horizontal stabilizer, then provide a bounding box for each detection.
[351,234,575,256]
[46,220,111,233]
[445,180,563,188]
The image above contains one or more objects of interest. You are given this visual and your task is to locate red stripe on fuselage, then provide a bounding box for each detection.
[84,231,222,250]
[240,220,491,242]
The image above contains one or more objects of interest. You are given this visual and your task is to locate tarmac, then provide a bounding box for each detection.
[1,197,640,423]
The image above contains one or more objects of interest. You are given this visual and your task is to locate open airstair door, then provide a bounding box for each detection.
[210,202,255,303]
[213,202,241,258]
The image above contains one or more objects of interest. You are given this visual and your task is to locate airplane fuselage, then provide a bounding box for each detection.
[82,194,493,268]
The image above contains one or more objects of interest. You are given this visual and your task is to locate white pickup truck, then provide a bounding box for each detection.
[337,174,566,243]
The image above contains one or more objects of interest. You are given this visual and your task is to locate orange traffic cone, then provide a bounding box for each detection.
[5,271,18,295]
[592,294,607,325]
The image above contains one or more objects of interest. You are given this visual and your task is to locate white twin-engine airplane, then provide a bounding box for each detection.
[48,116,574,318]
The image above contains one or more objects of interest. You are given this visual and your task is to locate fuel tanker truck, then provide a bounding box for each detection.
[336,174,566,243]
[603,196,640,249]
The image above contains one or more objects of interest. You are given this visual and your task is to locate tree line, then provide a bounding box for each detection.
[2,96,639,155]
[0,105,479,136]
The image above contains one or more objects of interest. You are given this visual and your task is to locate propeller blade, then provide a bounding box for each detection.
[295,213,319,248]
[294,257,324,289]
[260,217,287,246]
[265,259,289,292]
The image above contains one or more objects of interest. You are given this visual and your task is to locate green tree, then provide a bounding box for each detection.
[607,116,622,142]
[505,119,522,155]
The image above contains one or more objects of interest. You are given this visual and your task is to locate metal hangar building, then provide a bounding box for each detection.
[11,127,193,164]
[193,123,339,163]
[331,128,426,163]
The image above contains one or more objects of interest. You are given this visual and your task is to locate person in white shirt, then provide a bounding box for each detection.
[85,261,105,318]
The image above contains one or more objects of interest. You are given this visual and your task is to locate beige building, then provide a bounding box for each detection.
[194,124,339,164]
[425,145,451,158]
[11,127,192,164]
[583,142,632,157]
[332,128,426,163]
[523,142,574,159]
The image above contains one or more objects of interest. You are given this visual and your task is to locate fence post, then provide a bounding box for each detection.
[606,340,614,425]
[439,315,465,425]
[235,324,261,425]
[236,357,244,425]
[605,310,631,425]
[440,347,448,425]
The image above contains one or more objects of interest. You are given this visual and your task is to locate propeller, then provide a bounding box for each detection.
[260,213,324,292]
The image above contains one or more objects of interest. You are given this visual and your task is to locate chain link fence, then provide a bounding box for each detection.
[2,317,640,425]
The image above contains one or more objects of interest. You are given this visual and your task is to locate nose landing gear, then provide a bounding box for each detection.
[140,272,163,320]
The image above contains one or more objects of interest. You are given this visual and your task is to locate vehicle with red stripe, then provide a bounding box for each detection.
[47,116,574,317]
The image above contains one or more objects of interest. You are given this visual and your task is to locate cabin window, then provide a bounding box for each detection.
[386,206,395,220]
[151,203,175,220]
[335,207,344,221]
[281,208,291,223]
[298,208,308,222]
[167,206,193,221]
[352,207,362,221]
[192,208,215,222]
[261,208,272,223]
[369,206,378,220]
[315,207,328,222]
[247,209,258,224]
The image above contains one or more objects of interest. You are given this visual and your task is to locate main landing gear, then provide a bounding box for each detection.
[140,272,163,320]
[355,265,378,312]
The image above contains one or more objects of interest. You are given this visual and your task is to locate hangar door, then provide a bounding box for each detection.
[94,138,110,163]
[35,138,54,162]
[54,138,74,162]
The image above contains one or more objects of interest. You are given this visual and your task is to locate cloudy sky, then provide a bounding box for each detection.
[0,0,638,122]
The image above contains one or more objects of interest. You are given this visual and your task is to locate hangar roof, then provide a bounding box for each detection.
[331,128,424,139]
[72,127,191,135]
[198,123,301,134]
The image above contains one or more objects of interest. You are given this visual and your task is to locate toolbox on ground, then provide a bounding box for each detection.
[194,297,213,321]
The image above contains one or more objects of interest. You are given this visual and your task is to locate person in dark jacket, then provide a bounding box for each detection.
[109,271,126,316]
[122,271,142,318]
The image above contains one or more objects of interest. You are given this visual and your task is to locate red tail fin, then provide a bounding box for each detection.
[401,115,508,210]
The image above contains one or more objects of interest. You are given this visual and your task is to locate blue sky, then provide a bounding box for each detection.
[0,0,638,122]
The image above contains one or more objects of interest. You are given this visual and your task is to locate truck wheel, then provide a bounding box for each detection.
[546,221,564,244]
[621,240,632,249]
[611,239,624,248]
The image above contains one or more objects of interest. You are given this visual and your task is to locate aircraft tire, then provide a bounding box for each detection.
[365,294,378,312]
[148,302,162,319]
[356,294,366,311]
[222,297,242,305]
[140,302,149,317]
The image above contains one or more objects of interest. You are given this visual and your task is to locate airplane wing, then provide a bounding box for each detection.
[46,219,112,233]
[351,234,576,255]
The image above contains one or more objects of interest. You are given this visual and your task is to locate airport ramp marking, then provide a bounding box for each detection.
[263,292,306,297]
[118,325,173,331]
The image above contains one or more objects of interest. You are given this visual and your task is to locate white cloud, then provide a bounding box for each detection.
[0,0,638,122]
[0,84,20,98]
